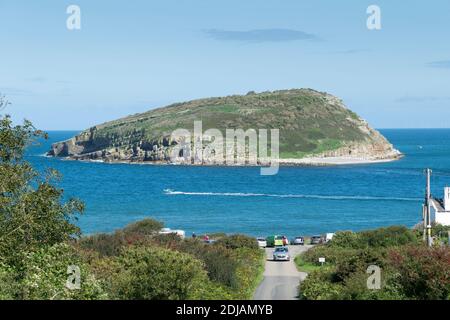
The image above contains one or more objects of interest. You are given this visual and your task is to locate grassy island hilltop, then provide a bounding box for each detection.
[48,89,400,165]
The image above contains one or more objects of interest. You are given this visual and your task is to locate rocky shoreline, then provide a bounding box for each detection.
[46,89,402,166]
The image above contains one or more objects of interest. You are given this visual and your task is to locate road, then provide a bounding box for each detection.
[253,245,312,300]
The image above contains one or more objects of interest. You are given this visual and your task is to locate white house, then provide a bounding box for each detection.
[430,187,450,226]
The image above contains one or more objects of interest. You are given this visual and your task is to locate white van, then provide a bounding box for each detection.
[324,233,335,243]
[159,228,186,239]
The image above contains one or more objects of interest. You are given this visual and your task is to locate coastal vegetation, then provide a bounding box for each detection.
[0,111,264,300]
[1,107,447,301]
[298,226,450,300]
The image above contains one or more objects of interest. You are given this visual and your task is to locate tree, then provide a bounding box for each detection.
[21,243,106,300]
[112,246,208,300]
[0,97,84,268]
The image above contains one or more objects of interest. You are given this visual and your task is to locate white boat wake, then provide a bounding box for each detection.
[163,189,421,202]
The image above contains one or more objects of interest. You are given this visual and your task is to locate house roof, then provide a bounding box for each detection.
[431,198,446,212]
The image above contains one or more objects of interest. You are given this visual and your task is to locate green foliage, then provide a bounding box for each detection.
[0,262,20,300]
[330,226,417,249]
[51,89,380,161]
[77,218,164,257]
[230,247,265,299]
[303,245,358,266]
[329,231,361,249]
[20,243,106,300]
[333,249,385,282]
[215,234,259,250]
[0,112,84,269]
[122,218,164,236]
[111,246,208,300]
[300,270,343,300]
[0,115,84,268]
[299,226,449,300]
[359,226,418,248]
[175,239,239,288]
[295,254,327,273]
[388,246,450,300]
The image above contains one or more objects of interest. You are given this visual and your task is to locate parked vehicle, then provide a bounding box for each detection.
[159,228,186,239]
[323,233,335,243]
[310,235,322,245]
[266,235,284,247]
[273,247,290,261]
[292,236,305,245]
[257,237,267,248]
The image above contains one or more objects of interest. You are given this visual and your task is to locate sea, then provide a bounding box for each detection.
[25,129,450,238]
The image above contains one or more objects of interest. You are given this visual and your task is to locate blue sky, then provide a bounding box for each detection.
[1,0,449,130]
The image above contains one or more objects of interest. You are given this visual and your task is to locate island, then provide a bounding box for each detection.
[47,89,401,166]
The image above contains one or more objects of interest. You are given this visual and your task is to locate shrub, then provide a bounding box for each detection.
[333,248,386,282]
[330,226,417,249]
[112,246,208,300]
[359,226,417,248]
[230,247,266,299]
[300,270,343,300]
[388,246,450,300]
[77,232,127,257]
[77,218,163,257]
[20,243,106,300]
[303,246,358,266]
[177,239,239,288]
[0,263,20,300]
[215,234,259,250]
[122,218,163,236]
[330,231,361,249]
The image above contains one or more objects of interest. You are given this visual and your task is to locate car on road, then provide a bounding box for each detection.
[310,235,322,245]
[292,236,304,245]
[257,237,267,248]
[266,235,284,247]
[273,247,290,261]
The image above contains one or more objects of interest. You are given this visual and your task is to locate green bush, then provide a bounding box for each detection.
[330,231,361,249]
[0,263,20,300]
[330,226,417,249]
[215,234,259,250]
[112,246,208,300]
[77,218,163,257]
[77,232,127,257]
[230,247,265,299]
[122,218,163,236]
[333,248,386,282]
[300,270,343,300]
[20,243,106,300]
[360,226,418,248]
[176,239,239,288]
[303,245,359,266]
[388,246,450,300]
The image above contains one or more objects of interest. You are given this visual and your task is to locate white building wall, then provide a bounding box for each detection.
[435,211,450,226]
[444,187,450,211]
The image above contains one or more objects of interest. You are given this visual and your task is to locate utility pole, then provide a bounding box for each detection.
[422,204,426,242]
[425,168,432,247]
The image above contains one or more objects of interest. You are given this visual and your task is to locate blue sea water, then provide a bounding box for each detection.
[25,129,450,238]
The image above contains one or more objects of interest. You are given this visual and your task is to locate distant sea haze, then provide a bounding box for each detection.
[27,129,450,237]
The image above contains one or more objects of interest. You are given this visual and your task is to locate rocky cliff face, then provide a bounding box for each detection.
[47,89,401,165]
